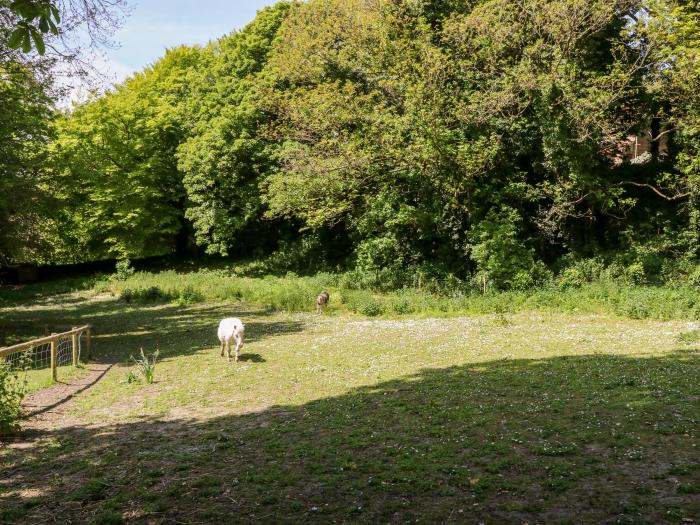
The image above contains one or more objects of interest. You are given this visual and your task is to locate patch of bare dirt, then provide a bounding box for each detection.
[20,362,113,432]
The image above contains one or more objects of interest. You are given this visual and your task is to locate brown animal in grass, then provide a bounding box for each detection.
[316,291,330,313]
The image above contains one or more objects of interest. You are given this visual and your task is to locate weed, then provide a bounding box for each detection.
[121,371,139,384]
[112,259,135,281]
[71,479,107,502]
[130,348,159,384]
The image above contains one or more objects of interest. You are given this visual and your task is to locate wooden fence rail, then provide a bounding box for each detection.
[0,325,91,383]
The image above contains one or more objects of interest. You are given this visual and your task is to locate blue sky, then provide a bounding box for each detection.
[103,0,279,82]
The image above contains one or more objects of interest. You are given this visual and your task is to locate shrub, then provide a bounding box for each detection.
[113,259,135,281]
[343,291,386,316]
[358,298,385,316]
[0,352,29,435]
[558,268,586,289]
[626,262,647,285]
[175,286,204,305]
[391,297,416,315]
[469,206,540,290]
[120,286,172,303]
[688,265,700,288]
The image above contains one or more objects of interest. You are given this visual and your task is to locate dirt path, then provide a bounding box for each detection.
[20,361,113,431]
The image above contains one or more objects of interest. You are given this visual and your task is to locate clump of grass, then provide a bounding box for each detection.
[120,286,173,304]
[130,348,159,384]
[676,329,700,345]
[71,479,107,502]
[121,371,139,384]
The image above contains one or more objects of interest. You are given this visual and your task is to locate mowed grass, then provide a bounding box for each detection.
[23,364,85,393]
[0,289,698,524]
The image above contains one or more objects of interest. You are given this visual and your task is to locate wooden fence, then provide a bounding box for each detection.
[0,325,91,382]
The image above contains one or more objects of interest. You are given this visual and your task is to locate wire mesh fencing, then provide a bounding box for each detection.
[0,326,91,386]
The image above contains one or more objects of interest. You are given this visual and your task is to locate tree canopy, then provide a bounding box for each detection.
[4,0,700,289]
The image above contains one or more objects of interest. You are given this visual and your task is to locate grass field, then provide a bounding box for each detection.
[1,281,699,524]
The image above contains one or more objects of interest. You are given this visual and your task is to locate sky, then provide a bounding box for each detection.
[99,0,279,84]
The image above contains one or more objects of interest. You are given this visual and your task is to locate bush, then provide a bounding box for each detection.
[469,206,541,290]
[558,268,586,289]
[358,298,385,316]
[343,291,386,316]
[113,259,135,281]
[391,297,416,315]
[175,286,204,305]
[120,286,172,303]
[0,352,29,435]
[625,262,647,285]
[688,265,700,288]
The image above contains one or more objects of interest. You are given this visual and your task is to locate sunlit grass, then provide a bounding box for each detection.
[90,267,700,321]
[0,283,698,523]
[22,364,86,394]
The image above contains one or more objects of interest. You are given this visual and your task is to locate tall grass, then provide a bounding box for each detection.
[92,268,700,321]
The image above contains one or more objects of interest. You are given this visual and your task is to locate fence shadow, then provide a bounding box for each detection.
[1,298,305,363]
[1,351,698,524]
[21,363,114,419]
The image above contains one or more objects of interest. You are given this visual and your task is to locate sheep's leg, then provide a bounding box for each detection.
[220,341,225,357]
[234,335,241,362]
[226,340,231,363]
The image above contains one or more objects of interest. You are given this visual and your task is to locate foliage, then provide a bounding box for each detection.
[176,2,294,256]
[0,57,54,265]
[3,0,59,54]
[50,46,205,261]
[5,0,700,289]
[86,261,700,321]
[0,351,29,435]
[112,259,135,281]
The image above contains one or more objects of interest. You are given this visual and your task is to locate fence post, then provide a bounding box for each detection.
[50,334,57,382]
[72,327,78,366]
[86,326,92,360]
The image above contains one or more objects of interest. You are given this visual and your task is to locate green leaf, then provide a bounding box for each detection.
[22,31,32,53]
[31,29,46,55]
[8,27,25,49]
[38,16,49,33]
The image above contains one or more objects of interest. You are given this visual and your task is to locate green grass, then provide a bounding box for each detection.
[85,265,700,320]
[22,363,85,393]
[0,283,698,523]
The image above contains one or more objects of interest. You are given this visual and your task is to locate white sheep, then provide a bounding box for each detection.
[217,317,245,363]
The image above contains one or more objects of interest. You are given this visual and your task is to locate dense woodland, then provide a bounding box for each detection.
[2,0,700,290]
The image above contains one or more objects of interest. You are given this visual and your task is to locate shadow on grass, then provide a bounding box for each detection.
[237,353,266,363]
[1,352,698,524]
[0,298,304,361]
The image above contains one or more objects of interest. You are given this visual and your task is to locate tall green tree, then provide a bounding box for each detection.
[51,46,203,260]
[0,57,54,264]
[176,2,294,256]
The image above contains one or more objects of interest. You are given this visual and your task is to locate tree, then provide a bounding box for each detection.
[51,46,204,260]
[176,2,294,256]
[0,58,54,264]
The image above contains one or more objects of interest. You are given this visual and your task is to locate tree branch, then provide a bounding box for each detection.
[617,181,689,201]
